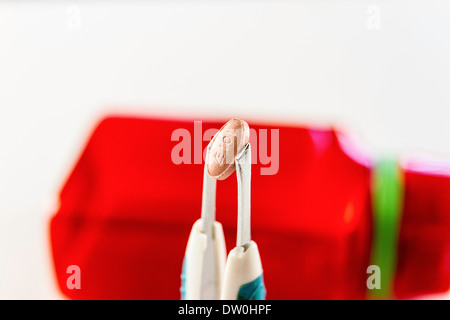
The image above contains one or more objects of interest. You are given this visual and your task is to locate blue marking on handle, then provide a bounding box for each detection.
[237,274,266,300]
[180,257,187,300]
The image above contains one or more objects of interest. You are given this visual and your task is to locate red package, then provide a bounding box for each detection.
[49,116,450,299]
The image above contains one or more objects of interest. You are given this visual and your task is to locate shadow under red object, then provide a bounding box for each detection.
[49,116,450,299]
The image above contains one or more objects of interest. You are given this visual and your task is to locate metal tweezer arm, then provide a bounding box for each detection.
[235,143,251,248]
[200,142,218,299]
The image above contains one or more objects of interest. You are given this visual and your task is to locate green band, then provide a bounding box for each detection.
[367,158,404,299]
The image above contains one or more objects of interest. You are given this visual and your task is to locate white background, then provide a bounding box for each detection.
[0,0,450,299]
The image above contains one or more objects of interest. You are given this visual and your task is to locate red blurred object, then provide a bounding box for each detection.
[49,116,450,299]
[395,170,450,297]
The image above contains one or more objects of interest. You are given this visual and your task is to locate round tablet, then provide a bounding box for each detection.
[207,118,250,180]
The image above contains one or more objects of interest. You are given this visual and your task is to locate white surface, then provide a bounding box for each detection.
[1,0,450,299]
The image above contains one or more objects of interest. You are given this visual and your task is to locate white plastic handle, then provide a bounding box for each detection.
[182,219,227,300]
[221,241,265,300]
